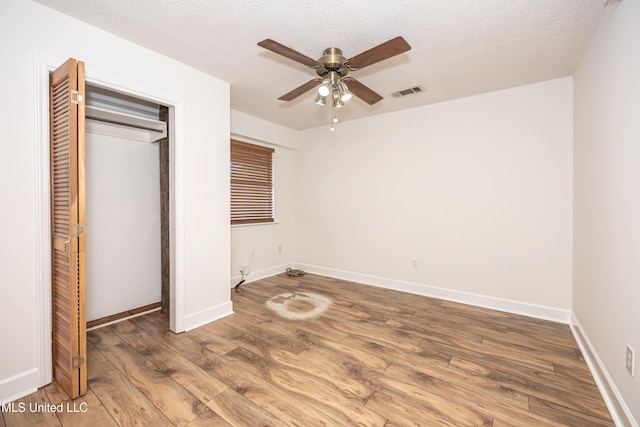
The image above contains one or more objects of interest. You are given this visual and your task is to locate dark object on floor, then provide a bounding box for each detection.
[286,268,305,277]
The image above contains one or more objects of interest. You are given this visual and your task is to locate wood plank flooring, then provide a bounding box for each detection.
[2,273,614,426]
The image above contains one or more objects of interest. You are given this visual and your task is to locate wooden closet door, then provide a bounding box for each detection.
[49,58,87,399]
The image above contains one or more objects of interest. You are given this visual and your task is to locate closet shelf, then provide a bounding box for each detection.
[86,105,167,143]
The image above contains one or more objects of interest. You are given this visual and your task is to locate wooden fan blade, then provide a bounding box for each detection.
[278,79,321,101]
[258,39,320,68]
[344,79,383,105]
[347,36,411,70]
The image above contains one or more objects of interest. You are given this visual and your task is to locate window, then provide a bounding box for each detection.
[230,139,274,225]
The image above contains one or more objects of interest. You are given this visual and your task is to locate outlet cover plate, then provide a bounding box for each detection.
[626,345,635,377]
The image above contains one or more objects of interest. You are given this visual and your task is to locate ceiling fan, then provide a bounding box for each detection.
[257,36,411,106]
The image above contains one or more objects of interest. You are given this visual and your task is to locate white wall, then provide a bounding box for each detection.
[230,111,300,285]
[85,131,161,321]
[295,78,574,319]
[573,0,640,424]
[0,0,231,403]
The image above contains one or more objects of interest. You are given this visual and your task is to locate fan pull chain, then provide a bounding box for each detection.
[330,106,338,131]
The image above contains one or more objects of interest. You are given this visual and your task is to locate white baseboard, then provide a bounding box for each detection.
[183,301,234,332]
[230,263,294,288]
[0,368,39,405]
[296,263,571,323]
[571,314,638,427]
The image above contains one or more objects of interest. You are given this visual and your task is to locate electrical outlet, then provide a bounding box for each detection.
[277,245,283,255]
[241,264,250,275]
[626,345,635,377]
[411,258,418,269]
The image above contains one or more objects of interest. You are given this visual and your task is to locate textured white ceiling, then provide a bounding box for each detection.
[35,0,607,130]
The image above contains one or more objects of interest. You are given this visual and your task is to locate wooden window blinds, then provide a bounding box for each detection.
[231,140,274,225]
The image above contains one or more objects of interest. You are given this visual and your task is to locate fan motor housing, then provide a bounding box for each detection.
[317,47,348,77]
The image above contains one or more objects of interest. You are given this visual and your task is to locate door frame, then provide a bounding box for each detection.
[34,54,186,387]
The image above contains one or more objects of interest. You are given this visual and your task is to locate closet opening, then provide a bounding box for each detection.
[40,56,183,398]
[83,84,171,329]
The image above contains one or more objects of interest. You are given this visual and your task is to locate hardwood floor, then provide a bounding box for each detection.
[2,273,614,426]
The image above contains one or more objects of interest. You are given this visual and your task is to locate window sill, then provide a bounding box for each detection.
[231,220,280,228]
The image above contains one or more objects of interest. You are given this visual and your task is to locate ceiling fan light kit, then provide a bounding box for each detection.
[257,36,411,130]
[317,78,332,97]
[338,80,352,102]
[332,91,344,109]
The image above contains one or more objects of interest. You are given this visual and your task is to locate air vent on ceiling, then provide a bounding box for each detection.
[391,86,424,98]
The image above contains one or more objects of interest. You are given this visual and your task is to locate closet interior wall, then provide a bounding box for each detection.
[84,85,167,324]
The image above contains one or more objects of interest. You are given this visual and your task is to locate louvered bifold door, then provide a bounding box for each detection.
[49,58,87,399]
